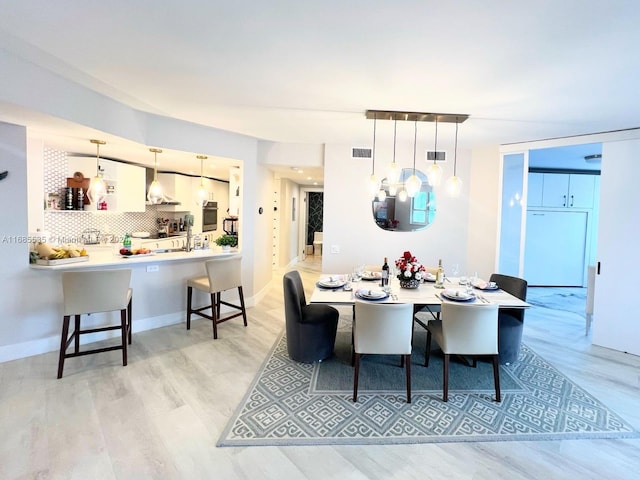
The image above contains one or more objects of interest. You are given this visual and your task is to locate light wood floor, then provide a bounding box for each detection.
[2,256,640,479]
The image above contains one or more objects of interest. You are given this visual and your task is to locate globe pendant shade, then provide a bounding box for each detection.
[426,163,443,186]
[87,176,106,204]
[405,174,422,197]
[446,175,463,197]
[195,185,208,207]
[369,174,380,196]
[397,188,408,202]
[147,180,164,204]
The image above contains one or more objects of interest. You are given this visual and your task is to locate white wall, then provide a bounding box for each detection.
[322,143,477,277]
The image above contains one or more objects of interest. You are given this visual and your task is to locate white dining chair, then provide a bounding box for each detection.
[353,301,414,403]
[58,269,133,379]
[426,302,501,402]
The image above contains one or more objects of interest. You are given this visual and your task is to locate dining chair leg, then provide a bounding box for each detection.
[400,355,404,368]
[425,329,432,367]
[443,353,450,402]
[57,315,71,379]
[74,315,81,353]
[492,354,501,402]
[353,353,361,402]
[405,354,412,403]
[211,293,218,339]
[238,286,248,327]
[120,308,128,367]
[186,286,193,330]
[216,292,222,319]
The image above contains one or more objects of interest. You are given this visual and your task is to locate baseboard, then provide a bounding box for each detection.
[0,300,252,363]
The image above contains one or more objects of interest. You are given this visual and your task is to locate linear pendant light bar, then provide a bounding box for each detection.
[365,110,469,124]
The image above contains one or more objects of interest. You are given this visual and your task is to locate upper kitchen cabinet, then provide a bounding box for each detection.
[527,172,596,208]
[65,157,145,212]
[157,173,193,212]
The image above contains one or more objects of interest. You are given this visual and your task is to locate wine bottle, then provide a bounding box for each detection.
[381,257,389,286]
[435,258,445,288]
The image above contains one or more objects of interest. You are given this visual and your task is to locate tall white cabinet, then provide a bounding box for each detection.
[524,172,599,286]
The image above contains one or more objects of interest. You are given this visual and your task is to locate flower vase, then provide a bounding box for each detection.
[222,245,231,252]
[399,278,420,289]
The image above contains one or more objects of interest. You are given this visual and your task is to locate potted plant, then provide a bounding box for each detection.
[215,234,237,251]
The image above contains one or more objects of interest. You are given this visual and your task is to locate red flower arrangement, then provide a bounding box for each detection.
[395,251,426,281]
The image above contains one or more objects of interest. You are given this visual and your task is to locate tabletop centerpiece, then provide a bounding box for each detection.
[395,251,426,289]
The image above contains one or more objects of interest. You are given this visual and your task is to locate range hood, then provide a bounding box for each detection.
[145,168,181,205]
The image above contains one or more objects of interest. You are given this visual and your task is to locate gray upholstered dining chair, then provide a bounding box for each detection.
[353,301,414,403]
[283,270,339,363]
[426,302,501,402]
[58,269,132,378]
[489,273,528,365]
[186,255,247,339]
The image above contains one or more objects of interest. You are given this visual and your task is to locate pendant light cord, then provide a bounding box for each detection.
[453,119,459,176]
[393,119,397,164]
[433,117,438,164]
[371,114,377,175]
[412,120,417,175]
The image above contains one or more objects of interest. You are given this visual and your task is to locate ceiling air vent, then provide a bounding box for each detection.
[426,151,446,162]
[351,147,372,159]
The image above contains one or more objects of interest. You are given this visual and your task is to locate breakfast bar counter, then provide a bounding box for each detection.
[30,245,238,270]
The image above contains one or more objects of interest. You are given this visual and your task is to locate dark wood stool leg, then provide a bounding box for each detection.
[211,293,218,339]
[128,296,133,345]
[238,286,248,326]
[57,315,71,379]
[121,308,128,366]
[74,315,81,353]
[216,292,221,318]
[186,286,193,329]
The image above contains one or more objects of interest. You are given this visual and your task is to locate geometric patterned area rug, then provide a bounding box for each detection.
[218,325,638,446]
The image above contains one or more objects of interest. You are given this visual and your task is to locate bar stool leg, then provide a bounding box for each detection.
[127,296,133,345]
[57,315,71,379]
[74,315,81,353]
[120,308,128,366]
[211,293,218,339]
[238,286,248,327]
[186,286,193,330]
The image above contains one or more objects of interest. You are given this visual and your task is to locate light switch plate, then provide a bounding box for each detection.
[146,265,159,272]
[330,245,340,254]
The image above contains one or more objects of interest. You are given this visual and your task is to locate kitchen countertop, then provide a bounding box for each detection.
[30,245,238,270]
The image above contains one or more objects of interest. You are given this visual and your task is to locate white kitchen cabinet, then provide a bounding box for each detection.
[538,173,596,208]
[157,173,193,212]
[64,156,145,212]
[523,210,588,286]
[527,172,544,207]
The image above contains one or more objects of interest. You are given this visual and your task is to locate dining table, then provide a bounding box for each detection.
[309,274,530,309]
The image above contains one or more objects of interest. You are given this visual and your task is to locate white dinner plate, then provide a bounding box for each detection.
[472,280,499,290]
[441,289,475,302]
[361,271,381,281]
[424,273,436,282]
[317,277,346,289]
[355,289,389,300]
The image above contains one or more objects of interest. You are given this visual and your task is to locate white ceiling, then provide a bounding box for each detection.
[1,1,639,183]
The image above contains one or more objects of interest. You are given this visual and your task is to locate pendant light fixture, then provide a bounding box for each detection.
[87,139,107,205]
[386,119,401,187]
[405,120,422,197]
[147,148,164,204]
[195,155,209,207]
[445,118,463,197]
[369,113,380,196]
[426,117,443,187]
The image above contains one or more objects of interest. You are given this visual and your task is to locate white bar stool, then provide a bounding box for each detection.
[58,269,133,378]
[186,255,247,339]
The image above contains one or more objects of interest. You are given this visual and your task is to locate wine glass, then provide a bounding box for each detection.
[450,263,460,280]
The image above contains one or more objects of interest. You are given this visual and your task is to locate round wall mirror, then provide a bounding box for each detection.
[371,168,435,232]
